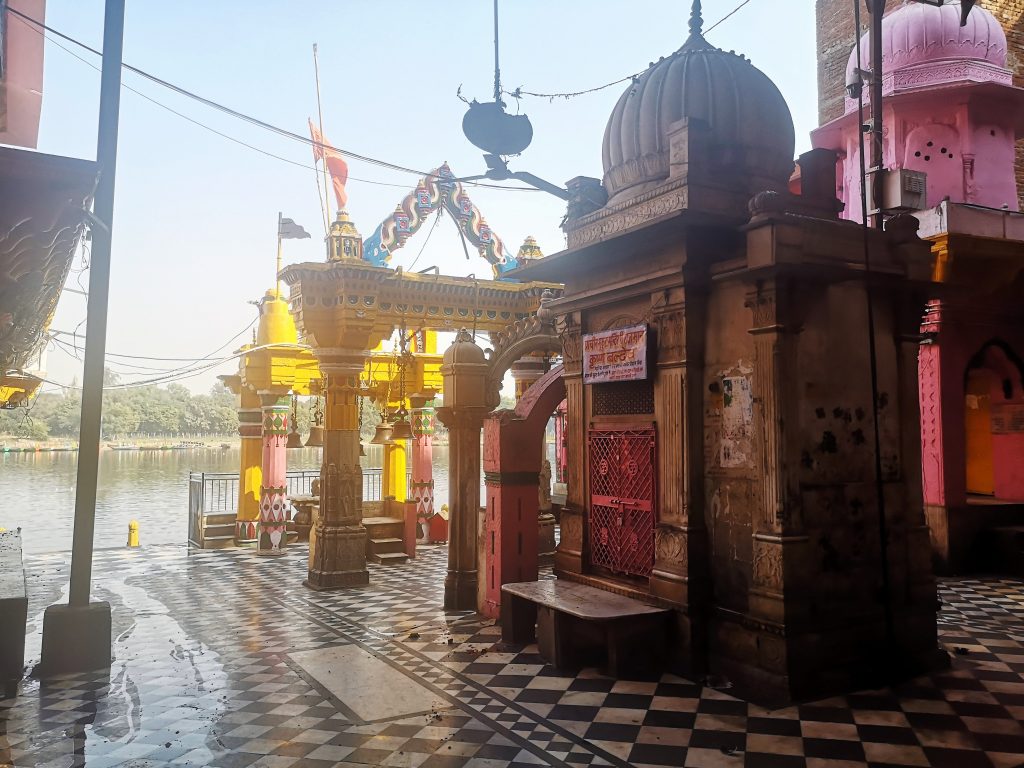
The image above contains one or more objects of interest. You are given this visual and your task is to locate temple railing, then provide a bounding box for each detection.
[187,468,410,546]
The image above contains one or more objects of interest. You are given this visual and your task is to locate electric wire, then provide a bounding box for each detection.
[506,0,757,100]
[853,0,897,666]
[6,5,540,193]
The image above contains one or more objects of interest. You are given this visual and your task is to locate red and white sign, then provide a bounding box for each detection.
[583,325,649,384]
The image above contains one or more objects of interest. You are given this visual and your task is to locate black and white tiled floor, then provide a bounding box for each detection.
[3,544,1024,768]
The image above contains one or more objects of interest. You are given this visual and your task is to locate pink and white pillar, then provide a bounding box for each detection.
[410,397,436,540]
[258,392,291,555]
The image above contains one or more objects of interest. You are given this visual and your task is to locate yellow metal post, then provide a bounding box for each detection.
[383,441,408,502]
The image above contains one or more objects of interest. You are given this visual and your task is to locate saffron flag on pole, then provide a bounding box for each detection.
[278,217,311,240]
[308,118,350,210]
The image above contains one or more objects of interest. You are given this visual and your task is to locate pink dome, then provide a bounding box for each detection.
[845,1,1008,84]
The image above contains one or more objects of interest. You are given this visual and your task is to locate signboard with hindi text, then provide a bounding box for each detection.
[583,325,649,384]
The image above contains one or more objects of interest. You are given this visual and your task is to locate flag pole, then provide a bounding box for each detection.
[313,44,332,230]
[276,211,283,299]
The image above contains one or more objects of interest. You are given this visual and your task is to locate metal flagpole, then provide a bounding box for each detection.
[313,44,331,222]
[276,211,283,299]
[41,0,125,675]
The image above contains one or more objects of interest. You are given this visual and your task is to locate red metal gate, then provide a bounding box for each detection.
[588,428,656,578]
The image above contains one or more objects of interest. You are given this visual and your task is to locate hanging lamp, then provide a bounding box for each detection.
[304,391,324,448]
[389,325,414,441]
[286,395,304,449]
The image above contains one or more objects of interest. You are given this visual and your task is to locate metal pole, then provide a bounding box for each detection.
[68,0,126,608]
[868,0,885,230]
[493,0,501,102]
[276,211,283,299]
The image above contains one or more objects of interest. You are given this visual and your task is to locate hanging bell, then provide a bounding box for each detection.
[286,423,304,449]
[304,425,324,448]
[389,406,414,441]
[390,418,414,442]
[370,420,395,445]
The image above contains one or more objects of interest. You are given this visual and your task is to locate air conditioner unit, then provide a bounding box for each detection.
[870,169,927,213]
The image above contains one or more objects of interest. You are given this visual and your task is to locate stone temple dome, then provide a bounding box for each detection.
[601,2,795,204]
[845,1,1009,113]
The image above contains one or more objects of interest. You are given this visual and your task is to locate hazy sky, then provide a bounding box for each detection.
[32,0,819,393]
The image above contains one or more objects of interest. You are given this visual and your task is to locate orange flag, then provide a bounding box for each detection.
[308,118,350,210]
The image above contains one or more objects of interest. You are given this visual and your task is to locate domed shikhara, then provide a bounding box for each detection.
[601,13,795,205]
[845,1,1010,113]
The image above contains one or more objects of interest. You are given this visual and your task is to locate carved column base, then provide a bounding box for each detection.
[444,570,478,611]
[305,523,369,590]
[538,512,556,565]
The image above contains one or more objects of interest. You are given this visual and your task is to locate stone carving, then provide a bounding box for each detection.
[539,460,552,512]
[656,526,688,567]
[745,287,777,330]
[567,186,689,250]
[656,310,685,363]
[752,540,783,591]
[558,318,584,376]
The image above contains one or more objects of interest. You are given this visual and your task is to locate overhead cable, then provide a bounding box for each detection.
[7,6,539,193]
[506,0,757,101]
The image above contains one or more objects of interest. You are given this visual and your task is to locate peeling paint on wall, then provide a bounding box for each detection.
[721,376,753,468]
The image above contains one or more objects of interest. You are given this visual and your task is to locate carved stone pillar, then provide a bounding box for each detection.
[436,407,487,610]
[306,350,369,590]
[235,387,262,545]
[555,315,585,576]
[257,391,291,555]
[744,281,808,676]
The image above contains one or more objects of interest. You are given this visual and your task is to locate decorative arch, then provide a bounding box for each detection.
[484,316,562,408]
[361,163,516,277]
[963,338,1024,500]
[965,338,1024,397]
[481,364,566,618]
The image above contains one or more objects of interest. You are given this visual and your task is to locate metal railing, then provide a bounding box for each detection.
[187,468,404,547]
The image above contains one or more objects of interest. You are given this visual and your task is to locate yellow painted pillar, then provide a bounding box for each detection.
[383,441,408,502]
[236,387,263,544]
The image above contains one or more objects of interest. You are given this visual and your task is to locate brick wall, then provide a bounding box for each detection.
[816,0,1024,207]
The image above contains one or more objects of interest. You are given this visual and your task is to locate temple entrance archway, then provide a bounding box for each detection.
[482,364,566,617]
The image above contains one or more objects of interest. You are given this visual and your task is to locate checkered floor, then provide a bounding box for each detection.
[2,544,1024,768]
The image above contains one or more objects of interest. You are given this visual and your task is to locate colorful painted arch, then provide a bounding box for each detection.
[362,163,518,278]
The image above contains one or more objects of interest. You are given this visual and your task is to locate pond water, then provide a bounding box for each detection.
[0,444,459,554]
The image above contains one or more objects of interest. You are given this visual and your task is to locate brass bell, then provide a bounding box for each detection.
[304,425,324,448]
[286,424,304,449]
[370,420,394,445]
[389,408,414,441]
[390,418,414,442]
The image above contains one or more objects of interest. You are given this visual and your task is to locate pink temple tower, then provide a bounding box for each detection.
[814,1,1024,572]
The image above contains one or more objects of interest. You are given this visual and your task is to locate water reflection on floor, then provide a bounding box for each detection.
[0,445,466,554]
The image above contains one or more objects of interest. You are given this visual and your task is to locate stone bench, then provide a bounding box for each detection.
[0,530,27,685]
[501,580,670,677]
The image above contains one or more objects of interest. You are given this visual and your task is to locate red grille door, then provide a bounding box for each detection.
[588,428,656,578]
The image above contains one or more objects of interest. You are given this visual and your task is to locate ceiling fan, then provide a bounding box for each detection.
[450,0,569,201]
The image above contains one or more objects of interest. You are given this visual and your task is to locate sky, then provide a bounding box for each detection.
[29,0,819,394]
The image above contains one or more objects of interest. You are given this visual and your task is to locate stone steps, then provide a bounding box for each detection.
[363,517,409,565]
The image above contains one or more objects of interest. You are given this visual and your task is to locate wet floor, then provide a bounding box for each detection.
[2,543,1024,767]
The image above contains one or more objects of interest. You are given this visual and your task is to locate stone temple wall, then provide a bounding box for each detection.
[815,0,1024,208]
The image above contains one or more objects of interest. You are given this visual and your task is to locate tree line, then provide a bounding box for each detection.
[0,370,239,441]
